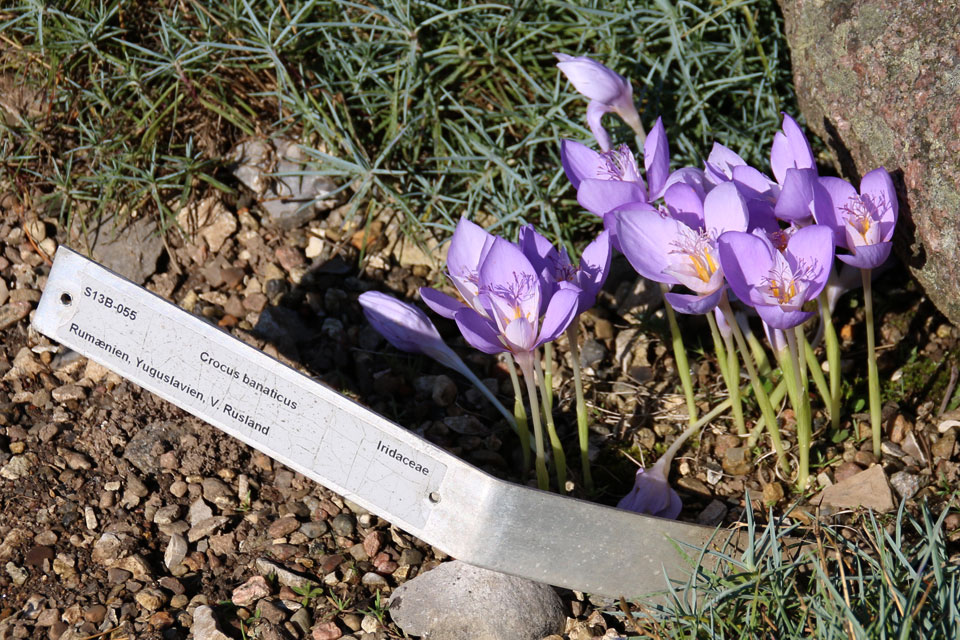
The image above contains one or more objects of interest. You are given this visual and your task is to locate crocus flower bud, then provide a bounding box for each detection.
[554,53,644,151]
[358,291,463,371]
[617,459,683,519]
[359,291,517,431]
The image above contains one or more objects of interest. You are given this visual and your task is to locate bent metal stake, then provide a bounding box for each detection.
[34,246,735,598]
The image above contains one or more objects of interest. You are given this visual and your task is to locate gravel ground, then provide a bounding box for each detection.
[1,193,959,639]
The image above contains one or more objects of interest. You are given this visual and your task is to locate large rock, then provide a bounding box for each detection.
[388,560,565,640]
[778,0,960,323]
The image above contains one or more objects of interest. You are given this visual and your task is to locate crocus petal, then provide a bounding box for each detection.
[536,284,581,346]
[504,317,537,353]
[824,262,864,314]
[518,224,559,274]
[785,224,835,299]
[747,200,780,234]
[518,224,560,312]
[704,142,747,185]
[601,211,622,253]
[762,322,788,355]
[447,217,495,302]
[480,238,541,331]
[419,287,466,320]
[716,231,775,303]
[704,181,749,235]
[838,242,892,269]
[614,205,683,286]
[664,288,724,315]
[860,167,898,232]
[577,229,612,308]
[662,166,707,200]
[586,100,612,152]
[714,307,732,338]
[755,304,814,330]
[817,176,855,247]
[644,117,670,199]
[663,182,705,230]
[732,165,778,202]
[578,178,648,216]
[555,54,630,104]
[454,308,506,354]
[771,113,815,185]
[617,467,682,519]
[775,168,818,224]
[561,139,603,189]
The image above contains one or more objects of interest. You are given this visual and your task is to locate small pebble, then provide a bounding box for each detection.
[330,514,355,537]
[312,621,343,640]
[889,471,921,500]
[299,521,329,539]
[430,375,457,407]
[268,515,301,539]
[232,576,271,607]
[881,441,906,459]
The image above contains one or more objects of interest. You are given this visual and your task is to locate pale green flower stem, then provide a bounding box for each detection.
[818,290,842,431]
[707,312,746,435]
[661,284,698,427]
[515,352,549,491]
[543,342,555,410]
[800,328,832,424]
[565,319,594,494]
[738,313,772,377]
[748,379,789,446]
[504,355,531,471]
[863,268,882,457]
[720,298,789,474]
[780,330,812,491]
[535,351,568,494]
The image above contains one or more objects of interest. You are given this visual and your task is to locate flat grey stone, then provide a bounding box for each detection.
[77,214,164,285]
[255,557,318,590]
[388,560,564,640]
[817,464,894,513]
[231,139,341,230]
[123,421,190,476]
[164,534,188,570]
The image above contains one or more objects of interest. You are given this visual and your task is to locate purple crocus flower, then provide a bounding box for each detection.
[717,225,835,329]
[618,458,683,519]
[518,225,612,316]
[453,238,581,356]
[561,117,677,218]
[819,167,898,269]
[420,217,496,319]
[561,140,647,217]
[554,53,642,151]
[612,181,750,314]
[358,291,466,371]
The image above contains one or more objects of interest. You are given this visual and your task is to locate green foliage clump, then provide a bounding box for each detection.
[1,0,795,250]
